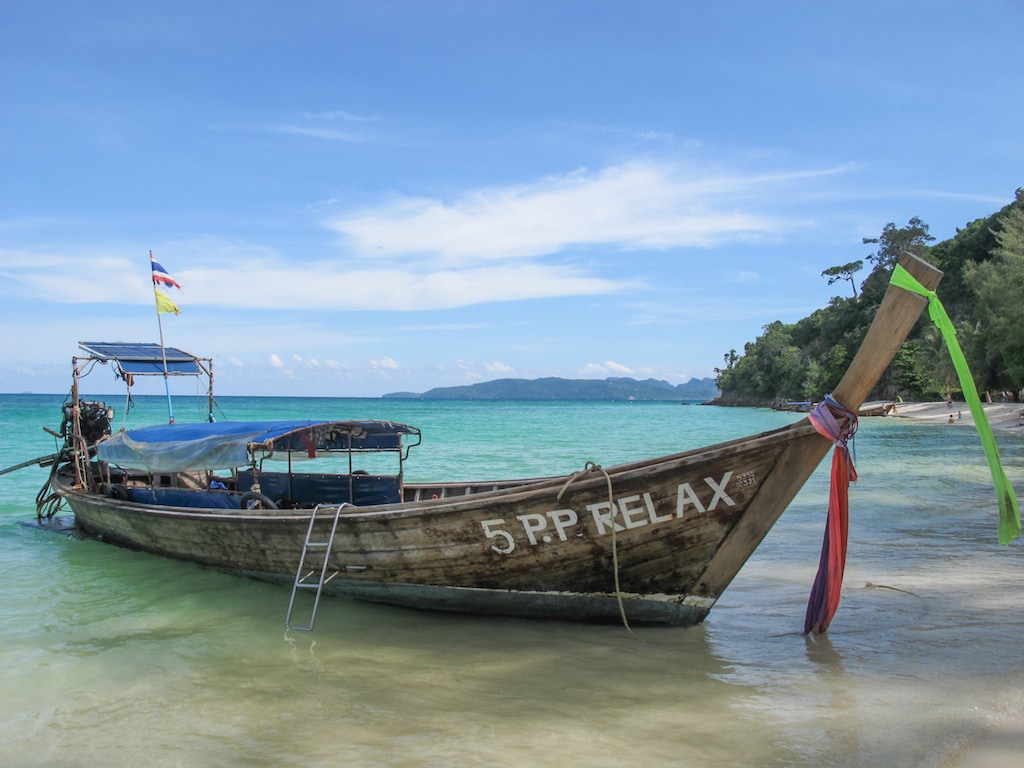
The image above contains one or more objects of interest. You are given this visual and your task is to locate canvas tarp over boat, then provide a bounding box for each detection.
[97,420,421,473]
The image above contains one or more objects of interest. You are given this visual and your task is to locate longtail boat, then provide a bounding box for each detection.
[27,255,942,628]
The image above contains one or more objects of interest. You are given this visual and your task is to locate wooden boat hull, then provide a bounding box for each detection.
[45,254,943,626]
[57,419,823,625]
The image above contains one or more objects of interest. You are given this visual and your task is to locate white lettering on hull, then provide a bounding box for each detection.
[480,470,747,555]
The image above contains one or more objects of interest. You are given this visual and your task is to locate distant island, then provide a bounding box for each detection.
[383,376,719,402]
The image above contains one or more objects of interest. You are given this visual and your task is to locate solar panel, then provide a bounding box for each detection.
[78,342,205,375]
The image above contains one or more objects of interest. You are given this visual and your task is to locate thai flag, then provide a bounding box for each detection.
[150,251,181,290]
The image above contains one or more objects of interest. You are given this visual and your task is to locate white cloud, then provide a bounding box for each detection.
[270,125,361,142]
[268,109,378,142]
[0,159,850,316]
[268,354,285,368]
[328,160,841,263]
[1,248,625,312]
[189,262,623,311]
[371,356,399,370]
[727,270,761,282]
[604,361,634,374]
[582,361,635,376]
[301,110,377,122]
[484,361,514,374]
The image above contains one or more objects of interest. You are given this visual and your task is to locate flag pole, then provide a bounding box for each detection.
[155,297,175,424]
[150,250,175,424]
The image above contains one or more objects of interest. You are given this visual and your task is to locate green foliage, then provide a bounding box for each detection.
[820,260,863,297]
[863,216,935,268]
[715,320,833,403]
[964,189,1024,391]
[716,192,1024,404]
[930,215,999,321]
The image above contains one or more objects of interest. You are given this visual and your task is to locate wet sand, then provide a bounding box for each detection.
[941,726,1024,768]
[881,401,1024,767]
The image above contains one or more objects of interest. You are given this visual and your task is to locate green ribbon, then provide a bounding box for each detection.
[890,263,1021,544]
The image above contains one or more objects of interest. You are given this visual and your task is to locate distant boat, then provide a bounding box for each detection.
[858,401,895,417]
[25,255,941,628]
[773,401,816,413]
[775,401,893,417]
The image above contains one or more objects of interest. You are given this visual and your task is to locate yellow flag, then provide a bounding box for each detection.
[154,288,181,315]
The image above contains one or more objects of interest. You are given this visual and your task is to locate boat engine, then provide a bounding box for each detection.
[61,400,114,446]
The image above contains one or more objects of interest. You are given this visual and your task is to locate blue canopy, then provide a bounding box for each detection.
[97,420,420,472]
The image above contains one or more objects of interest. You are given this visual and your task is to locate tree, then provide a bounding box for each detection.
[715,193,1023,405]
[717,321,806,403]
[858,217,937,308]
[714,349,739,387]
[821,260,863,297]
[964,189,1024,392]
[863,216,935,269]
[928,215,1000,322]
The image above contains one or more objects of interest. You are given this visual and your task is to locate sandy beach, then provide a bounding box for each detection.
[940,726,1024,768]
[878,401,1024,767]
[871,400,1024,434]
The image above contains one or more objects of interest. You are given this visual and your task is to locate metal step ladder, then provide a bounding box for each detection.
[285,503,346,631]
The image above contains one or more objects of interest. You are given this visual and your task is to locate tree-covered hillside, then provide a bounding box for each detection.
[715,189,1024,406]
[384,376,719,401]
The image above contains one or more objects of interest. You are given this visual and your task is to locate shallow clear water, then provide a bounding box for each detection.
[1,394,1022,767]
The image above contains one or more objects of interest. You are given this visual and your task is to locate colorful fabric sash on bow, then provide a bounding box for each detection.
[804,395,858,634]
[890,263,1021,545]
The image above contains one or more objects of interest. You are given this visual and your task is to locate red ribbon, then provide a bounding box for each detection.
[804,396,858,634]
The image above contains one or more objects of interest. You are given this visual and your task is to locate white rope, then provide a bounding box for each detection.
[558,462,638,638]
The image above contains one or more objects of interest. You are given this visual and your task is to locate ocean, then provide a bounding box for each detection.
[1,393,1022,767]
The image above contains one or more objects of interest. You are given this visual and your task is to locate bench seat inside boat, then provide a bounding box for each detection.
[109,472,402,510]
[125,487,241,509]
[236,470,402,507]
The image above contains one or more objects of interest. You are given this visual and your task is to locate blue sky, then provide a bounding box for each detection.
[2,1,1021,398]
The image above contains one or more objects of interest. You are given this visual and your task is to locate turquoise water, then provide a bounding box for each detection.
[1,393,1023,767]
